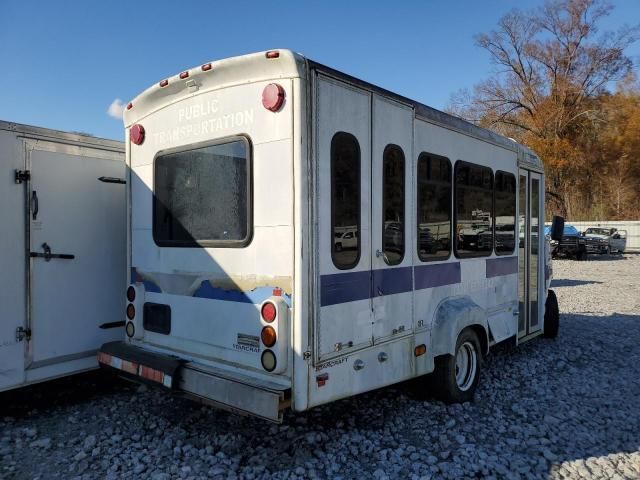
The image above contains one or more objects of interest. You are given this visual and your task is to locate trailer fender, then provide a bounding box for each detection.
[430,296,488,358]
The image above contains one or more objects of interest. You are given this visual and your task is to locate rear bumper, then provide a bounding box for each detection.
[98,341,289,422]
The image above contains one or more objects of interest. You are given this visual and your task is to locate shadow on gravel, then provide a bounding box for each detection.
[585,254,627,261]
[550,278,603,287]
[0,370,130,418]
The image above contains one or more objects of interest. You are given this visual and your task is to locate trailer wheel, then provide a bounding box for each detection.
[543,289,560,339]
[431,329,481,404]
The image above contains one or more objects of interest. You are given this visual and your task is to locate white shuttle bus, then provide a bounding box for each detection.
[99,50,562,422]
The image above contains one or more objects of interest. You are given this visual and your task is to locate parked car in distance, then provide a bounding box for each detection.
[582,227,611,255]
[545,224,587,260]
[609,229,627,254]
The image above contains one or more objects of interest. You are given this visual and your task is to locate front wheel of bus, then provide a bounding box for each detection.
[432,329,481,404]
[543,289,560,339]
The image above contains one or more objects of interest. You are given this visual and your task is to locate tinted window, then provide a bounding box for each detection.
[331,132,361,269]
[417,153,451,261]
[382,145,405,265]
[153,138,250,247]
[454,161,493,257]
[494,171,516,255]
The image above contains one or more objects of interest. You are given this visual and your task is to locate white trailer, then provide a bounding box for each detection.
[0,121,126,391]
[98,50,562,422]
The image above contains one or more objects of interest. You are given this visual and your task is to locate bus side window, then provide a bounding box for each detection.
[331,132,361,270]
[494,171,516,255]
[454,161,494,258]
[417,153,452,261]
[382,145,405,265]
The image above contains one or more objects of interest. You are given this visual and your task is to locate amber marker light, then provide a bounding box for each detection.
[414,344,427,357]
[261,326,277,347]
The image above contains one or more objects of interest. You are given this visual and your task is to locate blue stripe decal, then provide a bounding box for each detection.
[414,262,461,290]
[321,262,462,306]
[372,266,413,296]
[193,282,292,306]
[320,270,372,307]
[486,256,518,278]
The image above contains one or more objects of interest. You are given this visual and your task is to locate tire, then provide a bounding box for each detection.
[431,329,482,404]
[543,289,559,339]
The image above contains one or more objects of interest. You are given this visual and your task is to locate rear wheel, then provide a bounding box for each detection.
[431,329,482,404]
[543,289,560,339]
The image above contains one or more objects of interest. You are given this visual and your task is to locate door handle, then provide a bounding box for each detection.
[31,191,39,220]
[375,249,390,265]
[29,242,75,262]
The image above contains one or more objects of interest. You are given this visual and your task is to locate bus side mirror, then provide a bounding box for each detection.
[550,216,564,241]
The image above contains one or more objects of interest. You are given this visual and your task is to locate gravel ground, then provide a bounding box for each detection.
[2,255,639,480]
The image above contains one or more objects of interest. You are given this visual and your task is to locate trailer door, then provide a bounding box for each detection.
[26,142,125,369]
[371,95,414,343]
[315,75,373,361]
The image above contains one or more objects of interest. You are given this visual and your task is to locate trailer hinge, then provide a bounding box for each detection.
[16,326,31,342]
[14,169,31,184]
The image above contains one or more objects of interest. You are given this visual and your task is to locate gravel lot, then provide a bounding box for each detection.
[2,255,639,480]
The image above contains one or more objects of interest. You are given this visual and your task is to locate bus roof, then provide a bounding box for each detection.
[124,49,543,171]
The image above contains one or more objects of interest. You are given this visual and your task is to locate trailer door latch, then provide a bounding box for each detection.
[15,169,30,184]
[16,326,31,342]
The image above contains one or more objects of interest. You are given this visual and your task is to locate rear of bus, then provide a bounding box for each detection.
[98,51,306,422]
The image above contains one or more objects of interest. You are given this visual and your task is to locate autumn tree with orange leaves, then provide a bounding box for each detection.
[449,0,640,220]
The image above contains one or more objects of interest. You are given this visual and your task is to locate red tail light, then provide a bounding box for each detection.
[130,124,145,145]
[126,286,136,302]
[262,83,285,112]
[261,302,277,322]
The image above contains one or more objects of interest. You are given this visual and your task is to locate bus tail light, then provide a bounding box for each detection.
[127,286,136,302]
[130,124,145,145]
[261,326,276,347]
[261,302,277,323]
[262,83,285,112]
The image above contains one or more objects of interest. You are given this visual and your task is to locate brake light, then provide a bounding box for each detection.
[262,83,285,112]
[130,124,145,145]
[126,286,136,302]
[261,302,277,322]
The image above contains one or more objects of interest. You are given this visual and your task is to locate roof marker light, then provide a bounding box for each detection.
[126,102,133,110]
[265,51,279,59]
[159,79,169,88]
[179,71,189,79]
[201,63,212,71]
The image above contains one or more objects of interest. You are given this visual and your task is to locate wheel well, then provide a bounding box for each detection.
[466,325,489,357]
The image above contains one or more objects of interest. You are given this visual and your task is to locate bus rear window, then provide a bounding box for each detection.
[153,138,251,247]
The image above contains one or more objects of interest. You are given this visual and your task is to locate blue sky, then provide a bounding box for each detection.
[1,1,638,141]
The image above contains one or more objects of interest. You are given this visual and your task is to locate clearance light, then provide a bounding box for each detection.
[261,302,277,323]
[126,304,135,320]
[130,124,145,145]
[261,326,276,347]
[201,63,212,71]
[159,79,169,88]
[125,321,135,338]
[179,71,189,79]
[414,344,427,357]
[265,50,279,59]
[261,349,277,372]
[126,286,136,302]
[126,102,133,110]
[262,83,285,112]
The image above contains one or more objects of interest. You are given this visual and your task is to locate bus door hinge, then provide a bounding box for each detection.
[16,326,31,342]
[15,169,30,184]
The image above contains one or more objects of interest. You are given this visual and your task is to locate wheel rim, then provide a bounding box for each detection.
[455,341,477,391]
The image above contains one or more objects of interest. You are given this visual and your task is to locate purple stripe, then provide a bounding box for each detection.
[486,256,518,278]
[372,266,413,296]
[320,270,371,307]
[414,262,461,290]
